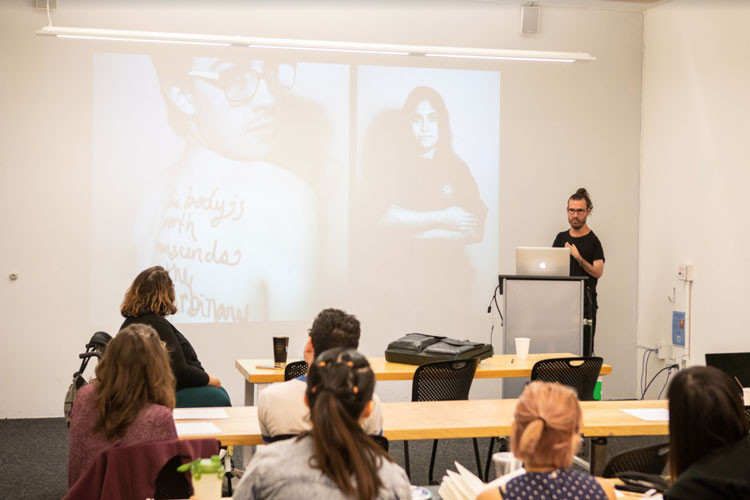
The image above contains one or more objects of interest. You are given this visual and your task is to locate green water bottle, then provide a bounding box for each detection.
[177,455,224,500]
[593,377,603,401]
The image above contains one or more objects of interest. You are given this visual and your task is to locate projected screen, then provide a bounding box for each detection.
[90,48,499,325]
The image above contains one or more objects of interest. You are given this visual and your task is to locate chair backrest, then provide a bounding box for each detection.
[369,434,390,452]
[268,433,298,443]
[602,443,670,478]
[284,361,309,381]
[153,455,191,499]
[530,357,603,401]
[63,438,220,500]
[412,359,478,402]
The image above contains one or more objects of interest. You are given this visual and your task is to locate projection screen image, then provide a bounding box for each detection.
[90,48,499,326]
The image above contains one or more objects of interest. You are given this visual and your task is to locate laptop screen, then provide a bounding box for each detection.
[705,352,750,387]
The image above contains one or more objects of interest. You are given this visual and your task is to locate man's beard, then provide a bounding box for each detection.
[569,217,585,229]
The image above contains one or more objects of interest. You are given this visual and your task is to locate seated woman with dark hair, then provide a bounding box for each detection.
[478,381,615,500]
[120,266,230,407]
[68,324,178,486]
[233,348,411,500]
[664,365,750,500]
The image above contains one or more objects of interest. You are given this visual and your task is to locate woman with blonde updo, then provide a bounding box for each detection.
[478,381,615,500]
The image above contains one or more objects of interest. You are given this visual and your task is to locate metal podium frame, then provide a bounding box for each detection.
[499,274,586,398]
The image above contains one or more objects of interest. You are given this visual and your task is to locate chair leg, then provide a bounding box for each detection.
[590,437,608,476]
[428,439,439,485]
[473,438,483,480]
[484,437,495,481]
[224,449,233,496]
[403,441,411,480]
[224,471,233,496]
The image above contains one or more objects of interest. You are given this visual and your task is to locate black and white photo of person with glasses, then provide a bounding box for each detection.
[142,49,344,323]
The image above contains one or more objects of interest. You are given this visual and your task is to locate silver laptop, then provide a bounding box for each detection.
[515,247,570,276]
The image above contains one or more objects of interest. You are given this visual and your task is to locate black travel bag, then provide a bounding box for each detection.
[384,333,493,365]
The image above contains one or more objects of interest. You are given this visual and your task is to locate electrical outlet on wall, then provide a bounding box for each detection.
[677,264,694,282]
[656,342,669,360]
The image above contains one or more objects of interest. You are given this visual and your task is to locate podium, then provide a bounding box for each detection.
[498,274,586,398]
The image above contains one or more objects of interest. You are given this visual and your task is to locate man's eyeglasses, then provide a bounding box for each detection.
[189,63,296,103]
[567,208,587,215]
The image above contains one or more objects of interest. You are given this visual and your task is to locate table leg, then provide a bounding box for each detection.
[244,380,255,406]
[590,437,608,476]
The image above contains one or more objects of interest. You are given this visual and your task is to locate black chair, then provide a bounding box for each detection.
[284,361,309,381]
[602,443,670,478]
[370,434,389,452]
[404,358,481,484]
[268,433,298,443]
[153,455,191,499]
[484,357,603,480]
[270,433,387,452]
[530,356,603,401]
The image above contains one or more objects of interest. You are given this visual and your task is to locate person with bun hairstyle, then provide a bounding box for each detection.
[233,348,411,500]
[552,187,605,356]
[120,266,230,407]
[478,381,615,500]
[664,366,750,500]
[67,324,178,487]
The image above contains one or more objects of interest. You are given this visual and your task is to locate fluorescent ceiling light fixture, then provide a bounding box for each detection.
[37,26,595,63]
[56,35,231,46]
[248,44,410,56]
[425,54,576,63]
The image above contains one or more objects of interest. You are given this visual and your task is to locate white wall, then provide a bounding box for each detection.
[0,1,643,417]
[638,1,750,398]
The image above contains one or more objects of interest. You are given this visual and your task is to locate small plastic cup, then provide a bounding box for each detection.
[514,337,530,359]
[177,455,224,500]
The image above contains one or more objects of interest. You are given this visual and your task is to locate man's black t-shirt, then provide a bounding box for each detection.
[552,230,605,316]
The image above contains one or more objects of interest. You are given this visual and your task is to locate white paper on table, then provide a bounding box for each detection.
[620,408,669,421]
[175,421,222,436]
[173,408,229,420]
[615,490,663,499]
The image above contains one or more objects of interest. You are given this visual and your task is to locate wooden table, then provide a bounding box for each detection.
[176,399,666,475]
[236,353,613,404]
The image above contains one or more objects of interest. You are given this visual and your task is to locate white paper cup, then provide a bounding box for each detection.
[493,452,524,478]
[515,337,530,359]
[743,387,750,406]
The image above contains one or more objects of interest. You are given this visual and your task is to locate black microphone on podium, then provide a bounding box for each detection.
[486,284,503,325]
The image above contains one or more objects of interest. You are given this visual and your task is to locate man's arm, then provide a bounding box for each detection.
[565,242,604,279]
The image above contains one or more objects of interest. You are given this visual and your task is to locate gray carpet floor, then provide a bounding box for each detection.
[0,417,667,499]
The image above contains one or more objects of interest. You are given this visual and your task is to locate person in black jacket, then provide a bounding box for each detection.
[120,266,230,407]
[665,366,750,500]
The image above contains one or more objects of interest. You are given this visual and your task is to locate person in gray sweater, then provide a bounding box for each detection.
[233,348,412,500]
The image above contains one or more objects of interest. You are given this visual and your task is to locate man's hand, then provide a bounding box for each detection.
[566,242,604,279]
[565,242,582,263]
